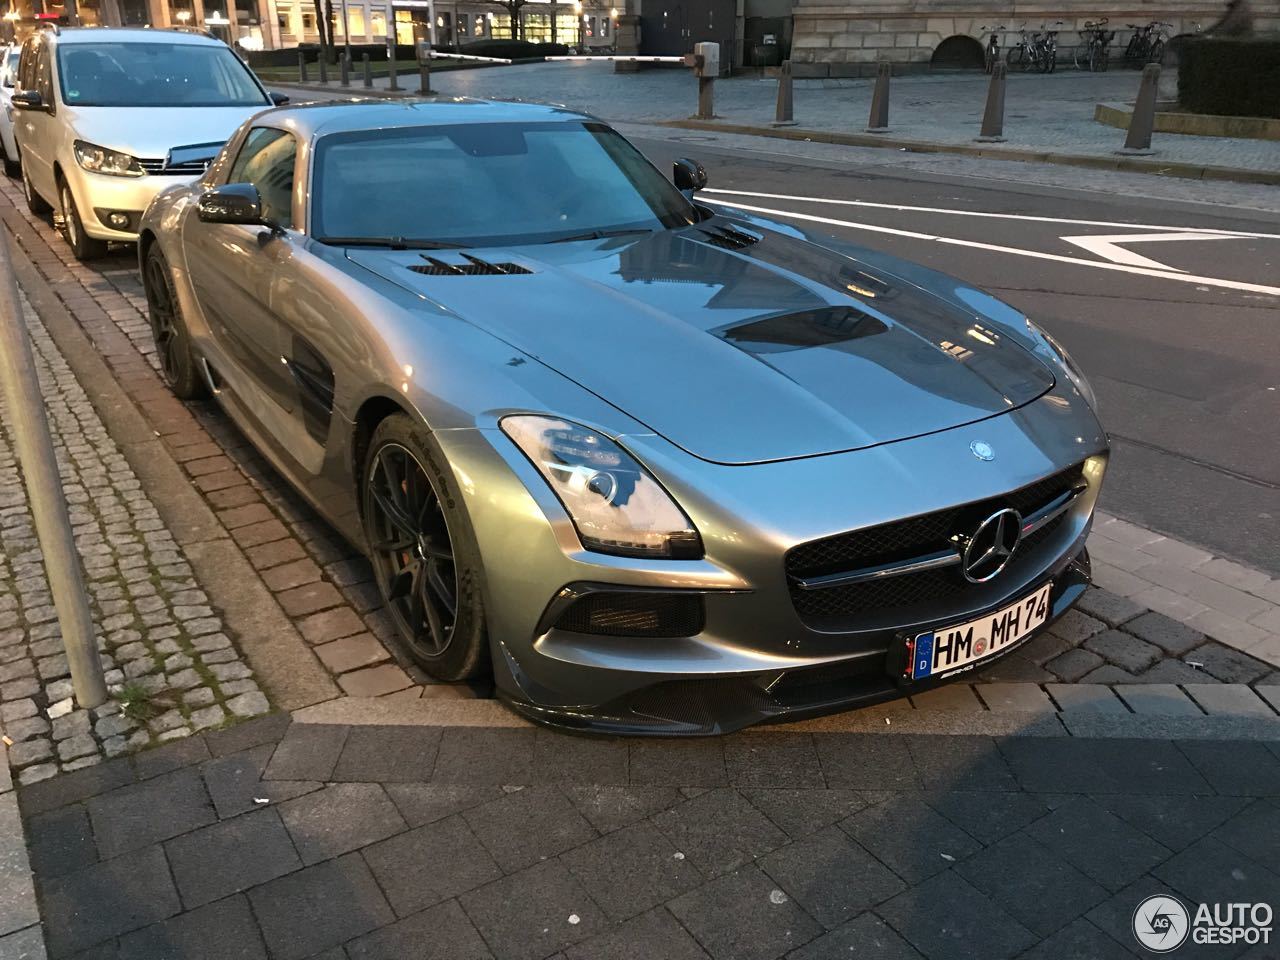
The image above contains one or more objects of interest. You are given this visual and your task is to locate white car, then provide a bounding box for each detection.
[0,44,21,178]
[12,25,285,260]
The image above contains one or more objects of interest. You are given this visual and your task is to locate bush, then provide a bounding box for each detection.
[1177,36,1280,119]
[457,38,570,59]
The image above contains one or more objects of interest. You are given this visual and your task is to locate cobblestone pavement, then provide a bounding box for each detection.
[12,714,1280,960]
[285,62,1280,173]
[0,294,269,786]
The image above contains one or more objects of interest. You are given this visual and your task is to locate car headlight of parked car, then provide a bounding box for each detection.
[73,140,145,178]
[502,415,703,560]
[1031,323,1099,412]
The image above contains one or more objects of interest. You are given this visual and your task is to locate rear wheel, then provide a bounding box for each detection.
[59,180,108,262]
[1,140,20,179]
[143,244,207,400]
[1148,38,1165,63]
[361,414,488,680]
[22,163,49,214]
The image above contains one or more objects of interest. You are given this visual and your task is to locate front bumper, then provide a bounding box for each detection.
[64,166,196,241]
[437,379,1108,736]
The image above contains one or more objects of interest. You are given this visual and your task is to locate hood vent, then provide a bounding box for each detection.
[697,223,762,250]
[408,253,532,276]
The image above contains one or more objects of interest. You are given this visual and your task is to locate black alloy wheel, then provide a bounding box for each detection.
[362,416,488,680]
[143,245,207,400]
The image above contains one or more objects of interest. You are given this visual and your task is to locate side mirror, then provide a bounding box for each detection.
[268,91,289,105]
[12,90,44,111]
[673,157,707,196]
[197,182,264,225]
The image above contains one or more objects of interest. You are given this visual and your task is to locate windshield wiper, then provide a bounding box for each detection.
[315,236,462,250]
[546,228,654,244]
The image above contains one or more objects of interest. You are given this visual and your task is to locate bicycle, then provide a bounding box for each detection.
[1040,21,1065,72]
[1124,21,1172,63]
[980,24,1005,73]
[1006,24,1046,72]
[1074,17,1113,71]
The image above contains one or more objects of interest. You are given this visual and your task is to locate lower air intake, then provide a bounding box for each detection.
[554,591,705,638]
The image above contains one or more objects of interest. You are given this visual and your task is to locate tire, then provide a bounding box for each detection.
[1006,46,1024,69]
[1098,47,1110,71]
[1148,39,1164,63]
[21,163,50,215]
[1047,49,1057,73]
[59,179,109,262]
[361,413,488,681]
[143,244,208,401]
[1,141,19,179]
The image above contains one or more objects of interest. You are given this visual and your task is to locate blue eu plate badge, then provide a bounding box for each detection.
[914,634,935,679]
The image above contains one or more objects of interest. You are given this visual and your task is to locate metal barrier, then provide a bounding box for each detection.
[976,63,1007,141]
[1122,63,1161,153]
[866,62,890,132]
[431,51,514,64]
[362,52,372,88]
[0,230,108,710]
[544,55,690,63]
[339,52,350,87]
[386,37,399,91]
[774,59,796,126]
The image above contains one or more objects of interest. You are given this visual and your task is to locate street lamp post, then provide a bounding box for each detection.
[339,0,351,64]
[572,0,580,48]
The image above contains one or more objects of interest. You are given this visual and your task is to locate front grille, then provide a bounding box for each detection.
[554,591,705,638]
[137,158,209,175]
[787,463,1084,627]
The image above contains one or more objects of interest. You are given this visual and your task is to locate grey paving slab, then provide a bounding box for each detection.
[1114,684,1203,716]
[954,833,1109,937]
[23,805,96,881]
[723,734,825,789]
[561,821,703,921]
[740,787,868,840]
[86,768,216,859]
[787,911,923,960]
[628,739,727,788]
[903,735,1018,792]
[561,784,683,834]
[278,782,406,864]
[839,796,981,883]
[330,725,442,783]
[651,787,788,878]
[362,814,503,917]
[923,790,1052,846]
[382,782,504,828]
[247,853,394,960]
[430,727,536,785]
[0,926,46,960]
[974,683,1056,713]
[1017,917,1137,960]
[908,684,983,712]
[345,899,494,960]
[463,786,597,873]
[1185,684,1276,717]
[1046,684,1128,714]
[200,744,321,820]
[1213,800,1280,869]
[262,723,350,782]
[668,864,824,960]
[164,808,303,908]
[116,894,267,960]
[459,858,608,960]
[1097,794,1252,852]
[1154,835,1280,908]
[0,794,39,938]
[812,734,920,791]
[1025,798,1172,893]
[529,729,629,786]
[39,844,181,957]
[878,871,1037,960]
[563,908,710,960]
[757,825,904,929]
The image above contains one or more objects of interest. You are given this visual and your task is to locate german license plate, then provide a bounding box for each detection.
[909,583,1052,680]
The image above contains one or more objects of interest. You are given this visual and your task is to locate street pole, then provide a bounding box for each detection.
[340,0,351,64]
[0,231,107,710]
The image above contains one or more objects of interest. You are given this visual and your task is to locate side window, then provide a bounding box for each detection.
[227,127,297,227]
[17,37,38,92]
[35,40,54,108]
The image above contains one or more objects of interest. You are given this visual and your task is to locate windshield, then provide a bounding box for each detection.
[312,121,698,246]
[56,42,269,108]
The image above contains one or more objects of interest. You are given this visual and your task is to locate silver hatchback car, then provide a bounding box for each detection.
[13,25,281,260]
[139,100,1108,735]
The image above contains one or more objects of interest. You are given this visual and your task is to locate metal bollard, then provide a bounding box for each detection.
[773,59,796,126]
[298,50,308,83]
[1121,63,1161,153]
[318,54,328,85]
[418,41,433,95]
[387,39,399,91]
[0,232,108,710]
[340,52,350,86]
[692,41,719,120]
[866,61,890,132]
[362,52,372,87]
[975,62,1007,141]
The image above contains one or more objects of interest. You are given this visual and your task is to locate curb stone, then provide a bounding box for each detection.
[0,743,46,959]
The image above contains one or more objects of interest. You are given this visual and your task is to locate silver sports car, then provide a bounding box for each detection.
[139,100,1107,734]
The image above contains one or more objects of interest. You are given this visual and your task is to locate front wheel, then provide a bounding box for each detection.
[59,180,109,262]
[361,414,488,680]
[22,163,50,214]
[1148,39,1165,63]
[1006,46,1025,69]
[1,140,20,179]
[143,244,208,400]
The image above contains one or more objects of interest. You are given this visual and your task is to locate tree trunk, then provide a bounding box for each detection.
[312,0,329,54]
[324,0,338,60]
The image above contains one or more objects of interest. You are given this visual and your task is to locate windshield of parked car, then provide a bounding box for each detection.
[311,121,700,247]
[56,42,269,107]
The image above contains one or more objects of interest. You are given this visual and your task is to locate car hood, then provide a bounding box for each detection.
[348,224,1055,465]
[63,105,264,161]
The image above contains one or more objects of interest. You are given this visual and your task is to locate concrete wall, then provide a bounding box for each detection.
[789,1,1280,76]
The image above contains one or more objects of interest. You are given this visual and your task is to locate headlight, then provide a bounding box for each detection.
[73,140,145,178]
[1033,324,1098,412]
[502,415,703,559]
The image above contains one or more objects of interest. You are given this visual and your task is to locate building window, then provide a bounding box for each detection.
[301,9,316,31]
[600,15,608,36]
[276,2,292,30]
[347,5,365,36]
[371,9,386,34]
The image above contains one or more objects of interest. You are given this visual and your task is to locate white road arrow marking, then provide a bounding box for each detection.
[1060,232,1237,273]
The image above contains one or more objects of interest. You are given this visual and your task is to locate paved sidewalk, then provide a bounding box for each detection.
[13,712,1280,960]
[276,62,1280,179]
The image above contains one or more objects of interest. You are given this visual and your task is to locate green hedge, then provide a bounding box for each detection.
[456,39,570,59]
[1177,36,1280,119]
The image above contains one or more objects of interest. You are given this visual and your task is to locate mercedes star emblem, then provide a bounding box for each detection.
[961,508,1023,582]
[970,440,995,461]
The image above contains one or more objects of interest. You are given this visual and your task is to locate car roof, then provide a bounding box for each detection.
[48,26,228,46]
[266,98,594,139]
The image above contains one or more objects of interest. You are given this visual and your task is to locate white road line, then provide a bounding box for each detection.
[1060,232,1236,273]
[703,188,1280,240]
[708,199,1280,298]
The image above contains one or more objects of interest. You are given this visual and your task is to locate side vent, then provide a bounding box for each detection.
[408,253,532,276]
[697,223,762,250]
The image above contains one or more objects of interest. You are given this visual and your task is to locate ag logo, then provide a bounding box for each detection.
[1133,895,1190,953]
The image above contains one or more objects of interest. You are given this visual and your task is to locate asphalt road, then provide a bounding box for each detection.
[627,135,1280,573]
